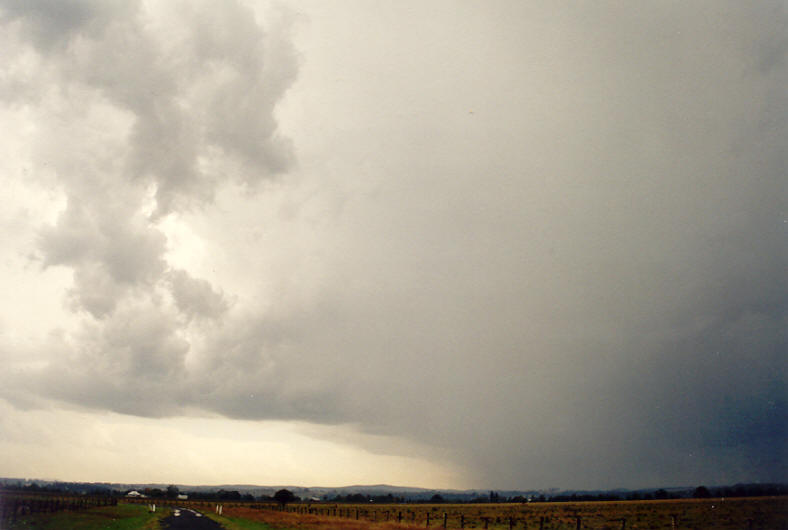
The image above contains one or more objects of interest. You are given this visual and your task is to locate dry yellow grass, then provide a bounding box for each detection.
[228,497,788,530]
[221,506,425,530]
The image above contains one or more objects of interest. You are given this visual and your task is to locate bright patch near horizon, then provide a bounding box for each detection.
[0,401,464,487]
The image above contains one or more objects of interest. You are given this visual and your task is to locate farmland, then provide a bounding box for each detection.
[219,497,787,530]
[0,490,119,525]
[1,493,785,529]
[0,501,164,529]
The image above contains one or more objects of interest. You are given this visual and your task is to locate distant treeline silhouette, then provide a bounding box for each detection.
[3,481,786,504]
[322,484,788,504]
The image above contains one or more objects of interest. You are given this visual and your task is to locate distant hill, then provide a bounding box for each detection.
[2,477,785,502]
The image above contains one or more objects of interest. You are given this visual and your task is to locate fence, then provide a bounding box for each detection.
[0,492,118,525]
[0,494,777,529]
[123,497,239,508]
[256,502,769,530]
[269,504,634,529]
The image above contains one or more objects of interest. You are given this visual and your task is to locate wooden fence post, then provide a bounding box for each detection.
[426,512,430,527]
[539,516,545,530]
[460,514,465,529]
[444,512,448,529]
[576,516,581,529]
[620,517,627,529]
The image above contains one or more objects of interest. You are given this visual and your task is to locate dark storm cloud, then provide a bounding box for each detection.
[258,1,786,488]
[0,0,785,490]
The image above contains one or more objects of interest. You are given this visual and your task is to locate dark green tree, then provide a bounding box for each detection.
[693,486,711,499]
[274,489,297,506]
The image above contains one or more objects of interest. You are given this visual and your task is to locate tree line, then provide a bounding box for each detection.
[4,481,786,503]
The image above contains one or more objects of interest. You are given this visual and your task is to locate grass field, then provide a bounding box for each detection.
[221,497,788,530]
[204,509,279,530]
[2,497,784,529]
[2,502,168,529]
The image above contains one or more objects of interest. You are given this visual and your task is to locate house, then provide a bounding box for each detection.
[126,490,146,498]
[177,494,188,500]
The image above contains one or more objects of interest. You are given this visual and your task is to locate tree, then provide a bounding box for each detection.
[218,489,241,500]
[430,494,445,503]
[274,489,297,506]
[166,485,179,499]
[693,486,711,499]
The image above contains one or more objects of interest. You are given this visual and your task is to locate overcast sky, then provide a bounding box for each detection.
[0,0,785,491]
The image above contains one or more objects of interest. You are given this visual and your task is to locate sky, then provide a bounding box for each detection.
[0,0,785,491]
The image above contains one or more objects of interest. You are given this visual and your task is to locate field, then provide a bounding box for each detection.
[0,491,121,526]
[220,497,787,530]
[0,496,784,529]
[0,502,165,529]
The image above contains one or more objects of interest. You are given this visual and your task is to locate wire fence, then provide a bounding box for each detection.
[270,504,636,529]
[252,499,783,530]
[1,493,783,529]
[0,491,118,525]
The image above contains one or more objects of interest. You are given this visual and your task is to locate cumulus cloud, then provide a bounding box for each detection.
[2,0,296,208]
[167,269,229,322]
[0,0,299,421]
[36,299,189,416]
[0,0,785,490]
[0,7,295,297]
